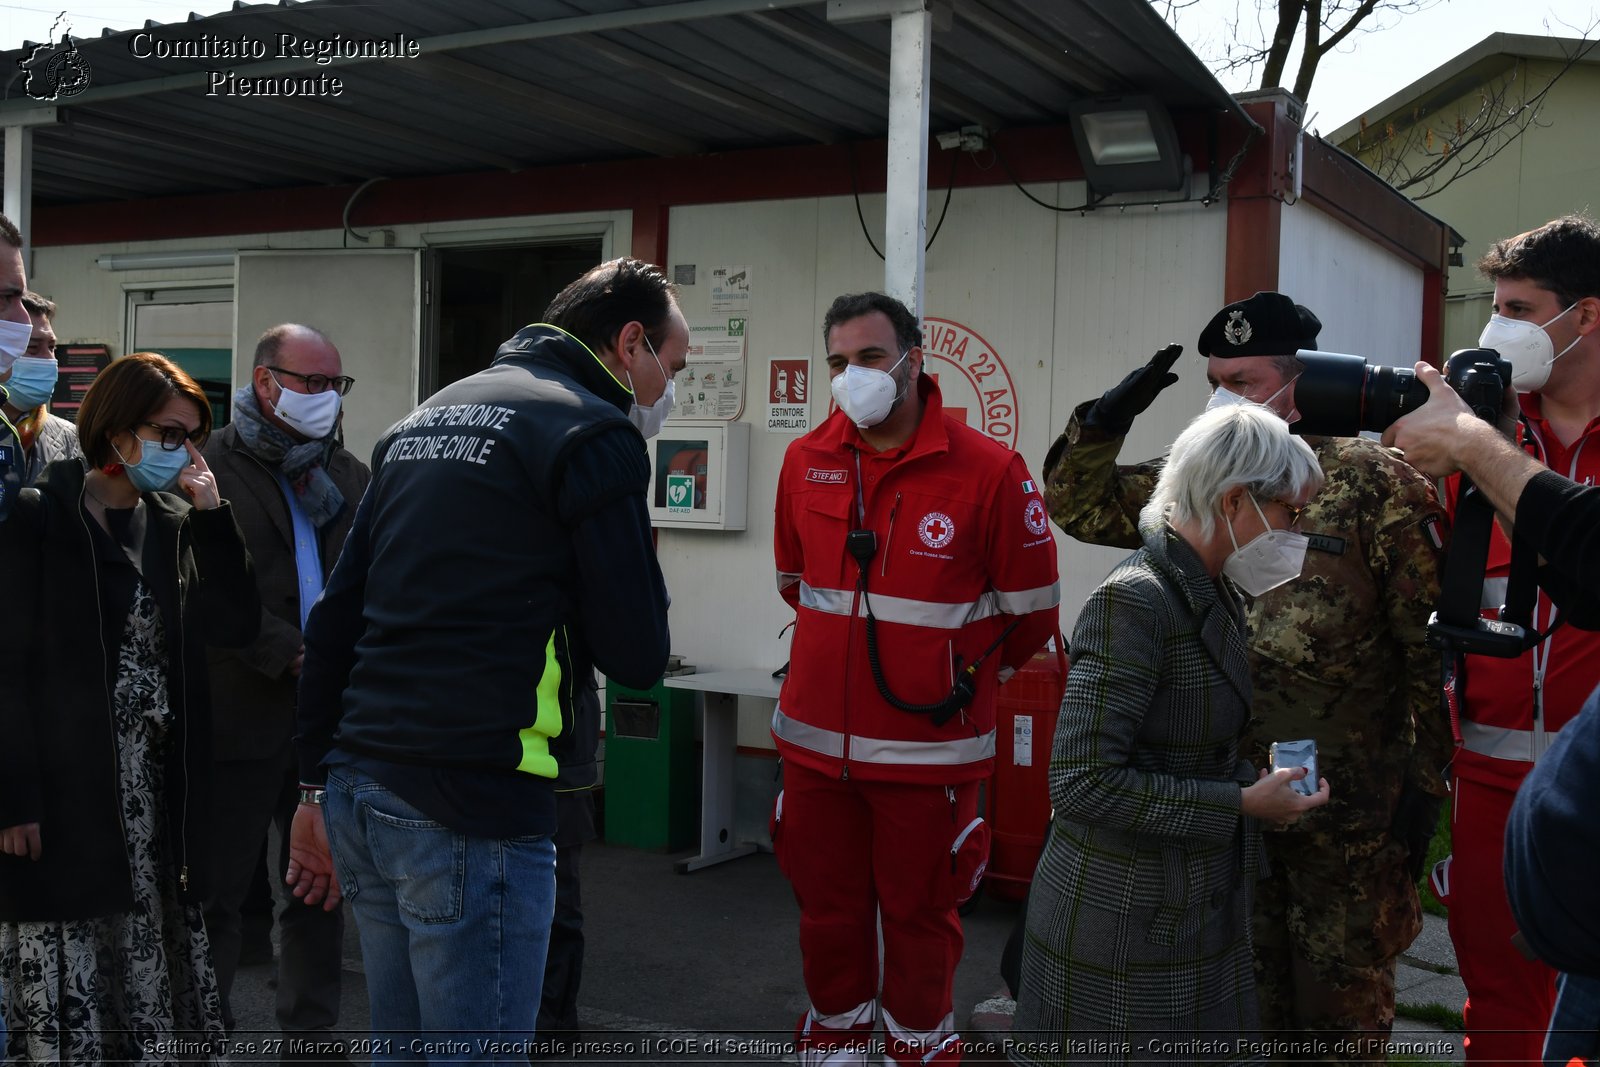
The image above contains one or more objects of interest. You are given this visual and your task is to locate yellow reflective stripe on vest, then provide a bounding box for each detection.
[772,706,995,766]
[517,632,563,778]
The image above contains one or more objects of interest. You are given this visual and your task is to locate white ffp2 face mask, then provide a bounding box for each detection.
[1479,303,1581,392]
[1205,376,1299,422]
[1205,386,1247,413]
[1222,495,1309,597]
[830,351,909,429]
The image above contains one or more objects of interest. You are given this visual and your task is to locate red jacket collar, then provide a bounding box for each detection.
[813,372,951,459]
[1518,391,1600,450]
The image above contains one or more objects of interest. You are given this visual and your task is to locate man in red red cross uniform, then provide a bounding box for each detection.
[772,292,1060,1066]
[1437,216,1600,1066]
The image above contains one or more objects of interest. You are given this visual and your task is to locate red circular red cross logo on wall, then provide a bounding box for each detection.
[921,318,1019,451]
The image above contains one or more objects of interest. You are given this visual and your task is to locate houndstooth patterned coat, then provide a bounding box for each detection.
[1011,517,1266,1066]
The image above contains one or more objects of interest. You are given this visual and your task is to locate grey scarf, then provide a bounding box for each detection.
[230,385,345,529]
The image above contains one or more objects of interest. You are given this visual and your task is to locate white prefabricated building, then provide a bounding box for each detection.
[2,0,1456,835]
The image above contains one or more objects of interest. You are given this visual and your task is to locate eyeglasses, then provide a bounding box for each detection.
[1265,496,1308,529]
[138,422,204,452]
[268,366,356,396]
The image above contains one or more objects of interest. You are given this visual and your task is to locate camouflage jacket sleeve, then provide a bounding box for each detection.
[1366,449,1451,797]
[1041,399,1161,551]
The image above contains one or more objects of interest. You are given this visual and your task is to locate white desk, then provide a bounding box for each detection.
[663,668,783,873]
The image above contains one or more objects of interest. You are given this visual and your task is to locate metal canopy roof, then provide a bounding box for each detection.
[0,0,1249,206]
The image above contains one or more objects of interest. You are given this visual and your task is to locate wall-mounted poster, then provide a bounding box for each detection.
[51,343,112,422]
[709,265,750,313]
[674,317,746,420]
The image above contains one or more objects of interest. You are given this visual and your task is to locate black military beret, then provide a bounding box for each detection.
[1197,291,1322,358]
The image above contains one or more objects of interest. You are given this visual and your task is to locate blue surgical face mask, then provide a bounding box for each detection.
[115,436,192,494]
[3,356,58,410]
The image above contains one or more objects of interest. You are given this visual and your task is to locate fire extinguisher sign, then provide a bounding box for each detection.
[767,359,811,434]
[1013,714,1033,767]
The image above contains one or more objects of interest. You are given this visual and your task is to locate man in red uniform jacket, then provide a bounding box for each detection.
[772,292,1060,1066]
[1437,215,1600,1066]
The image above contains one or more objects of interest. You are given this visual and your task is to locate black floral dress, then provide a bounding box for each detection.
[0,577,224,1063]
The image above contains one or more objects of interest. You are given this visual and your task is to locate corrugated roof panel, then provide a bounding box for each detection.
[0,0,1252,204]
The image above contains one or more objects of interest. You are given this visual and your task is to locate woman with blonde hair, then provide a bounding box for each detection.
[1012,403,1330,1065]
[0,352,258,1062]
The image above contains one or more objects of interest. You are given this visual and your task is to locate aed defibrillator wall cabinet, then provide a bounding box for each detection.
[603,678,698,850]
[644,420,750,531]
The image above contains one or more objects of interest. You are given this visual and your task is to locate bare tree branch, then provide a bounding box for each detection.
[1154,0,1205,19]
[1351,28,1598,199]
[1165,0,1442,101]
[1157,0,1597,201]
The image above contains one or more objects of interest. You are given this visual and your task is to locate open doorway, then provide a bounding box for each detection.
[432,239,604,393]
[127,286,235,428]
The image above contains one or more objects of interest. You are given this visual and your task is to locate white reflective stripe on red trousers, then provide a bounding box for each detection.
[772,707,995,766]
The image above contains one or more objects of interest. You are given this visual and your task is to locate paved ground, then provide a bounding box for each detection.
[225,839,1467,1065]
[230,840,1008,1063]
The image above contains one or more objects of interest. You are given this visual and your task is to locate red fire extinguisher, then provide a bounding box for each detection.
[984,636,1068,902]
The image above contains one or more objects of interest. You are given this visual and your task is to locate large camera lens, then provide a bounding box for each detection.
[1290,351,1429,436]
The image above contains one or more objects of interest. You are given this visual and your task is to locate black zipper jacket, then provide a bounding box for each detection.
[296,325,670,799]
[0,460,259,921]
[202,421,371,761]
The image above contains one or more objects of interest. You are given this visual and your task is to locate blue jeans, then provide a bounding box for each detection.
[324,767,556,1064]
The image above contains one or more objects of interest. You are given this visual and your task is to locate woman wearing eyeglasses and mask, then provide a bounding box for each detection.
[0,352,258,1062]
[1010,404,1330,1066]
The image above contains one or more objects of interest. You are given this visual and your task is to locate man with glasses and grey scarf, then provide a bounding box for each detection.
[201,323,369,1060]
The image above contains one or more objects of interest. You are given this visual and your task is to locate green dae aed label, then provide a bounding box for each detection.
[666,473,694,513]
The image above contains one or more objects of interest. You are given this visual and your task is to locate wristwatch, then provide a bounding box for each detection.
[298,785,327,807]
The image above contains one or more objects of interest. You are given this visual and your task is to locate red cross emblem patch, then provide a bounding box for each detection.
[918,511,955,549]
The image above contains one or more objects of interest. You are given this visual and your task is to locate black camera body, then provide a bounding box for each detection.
[1425,612,1532,658]
[1444,349,1516,425]
[1290,348,1514,437]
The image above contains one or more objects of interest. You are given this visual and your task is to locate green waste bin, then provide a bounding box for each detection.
[603,678,697,850]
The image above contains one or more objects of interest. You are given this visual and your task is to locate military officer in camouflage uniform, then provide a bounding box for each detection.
[1042,292,1451,1063]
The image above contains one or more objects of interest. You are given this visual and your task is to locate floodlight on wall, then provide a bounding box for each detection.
[1066,96,1186,195]
[96,250,236,271]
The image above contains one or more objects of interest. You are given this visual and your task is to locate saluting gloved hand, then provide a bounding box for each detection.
[1084,343,1183,435]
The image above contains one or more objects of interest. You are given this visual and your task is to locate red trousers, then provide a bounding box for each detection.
[778,762,977,1043]
[1449,773,1558,1066]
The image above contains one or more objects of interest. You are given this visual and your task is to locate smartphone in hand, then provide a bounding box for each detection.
[1269,739,1319,798]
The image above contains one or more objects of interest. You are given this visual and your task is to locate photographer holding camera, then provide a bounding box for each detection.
[1383,214,1600,1067]
[1043,292,1449,1062]
[1382,365,1600,614]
